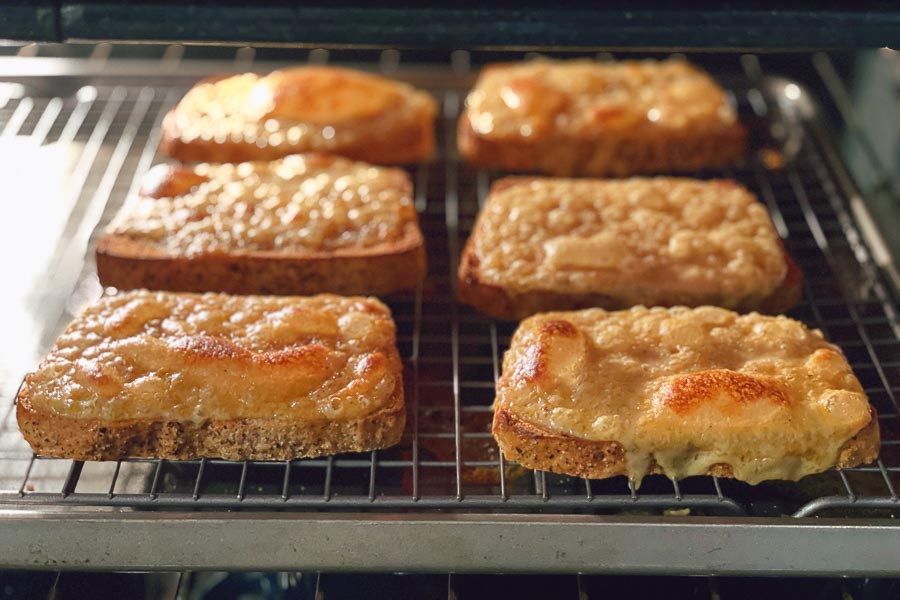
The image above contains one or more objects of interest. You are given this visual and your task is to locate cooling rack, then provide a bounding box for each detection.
[0,45,897,573]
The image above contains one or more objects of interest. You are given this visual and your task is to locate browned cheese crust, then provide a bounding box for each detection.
[492,306,879,485]
[161,67,437,165]
[17,290,406,461]
[458,58,746,176]
[96,154,426,296]
[459,177,802,320]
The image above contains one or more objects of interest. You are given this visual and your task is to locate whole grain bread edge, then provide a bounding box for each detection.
[492,404,880,480]
[458,233,803,321]
[16,377,406,461]
[457,115,746,177]
[96,224,426,296]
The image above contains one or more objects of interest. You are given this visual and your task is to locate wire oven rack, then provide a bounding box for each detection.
[0,45,898,573]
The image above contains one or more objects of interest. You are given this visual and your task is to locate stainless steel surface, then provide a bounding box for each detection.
[0,47,898,572]
[2,511,900,575]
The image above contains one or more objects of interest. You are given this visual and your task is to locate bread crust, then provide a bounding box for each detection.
[458,177,802,319]
[458,116,746,177]
[493,404,880,481]
[17,378,405,461]
[97,223,426,296]
[459,242,803,321]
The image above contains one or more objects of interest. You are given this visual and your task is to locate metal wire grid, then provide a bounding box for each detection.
[0,48,897,518]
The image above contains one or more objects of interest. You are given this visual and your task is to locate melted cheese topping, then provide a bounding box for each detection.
[21,290,401,422]
[498,306,873,484]
[107,154,417,256]
[167,66,437,152]
[466,58,737,141]
[471,177,787,308]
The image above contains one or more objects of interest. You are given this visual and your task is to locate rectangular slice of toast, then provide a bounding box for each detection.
[458,58,745,176]
[458,176,801,319]
[161,66,438,165]
[494,306,879,485]
[97,153,426,296]
[16,290,405,461]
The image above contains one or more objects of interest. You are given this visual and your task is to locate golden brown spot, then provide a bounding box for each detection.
[513,345,545,383]
[812,348,838,363]
[355,352,385,376]
[140,164,209,199]
[72,358,122,392]
[513,320,580,383]
[350,300,389,316]
[588,103,630,125]
[169,335,327,368]
[261,67,400,123]
[659,369,789,415]
[258,344,328,368]
[539,319,577,337]
[501,78,568,136]
[169,335,249,361]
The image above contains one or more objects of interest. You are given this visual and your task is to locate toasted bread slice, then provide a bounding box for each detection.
[97,153,426,296]
[493,306,879,485]
[161,67,437,165]
[459,177,801,319]
[17,290,405,461]
[458,58,745,176]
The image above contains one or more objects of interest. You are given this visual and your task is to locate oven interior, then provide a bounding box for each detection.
[0,40,898,598]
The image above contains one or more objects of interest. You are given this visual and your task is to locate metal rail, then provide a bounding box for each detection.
[2,511,899,575]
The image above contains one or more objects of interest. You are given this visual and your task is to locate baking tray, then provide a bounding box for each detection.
[0,47,897,573]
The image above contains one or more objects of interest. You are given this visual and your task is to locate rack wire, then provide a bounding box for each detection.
[0,46,897,520]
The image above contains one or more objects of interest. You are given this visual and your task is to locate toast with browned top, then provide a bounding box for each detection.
[458,58,745,176]
[162,66,437,165]
[97,153,426,296]
[17,290,405,461]
[459,176,801,319]
[494,306,879,485]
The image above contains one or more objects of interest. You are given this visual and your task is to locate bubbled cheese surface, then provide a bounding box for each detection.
[498,306,873,484]
[21,291,401,422]
[466,58,738,141]
[471,177,787,309]
[108,154,417,257]
[167,66,436,153]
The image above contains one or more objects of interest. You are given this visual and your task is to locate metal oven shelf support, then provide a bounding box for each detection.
[2,510,899,575]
